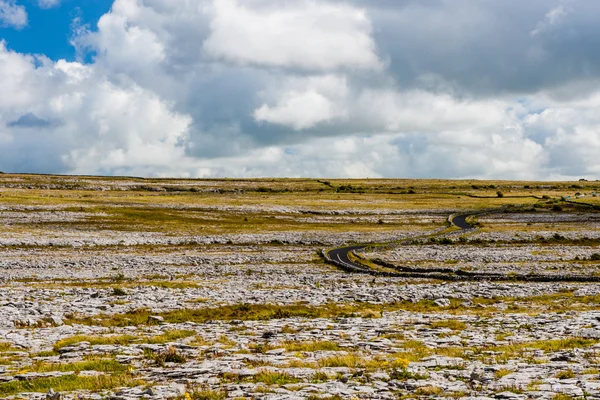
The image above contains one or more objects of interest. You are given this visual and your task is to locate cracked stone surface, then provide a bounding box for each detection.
[1,176,600,399]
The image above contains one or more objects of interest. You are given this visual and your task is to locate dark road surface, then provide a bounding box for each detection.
[326,245,370,272]
[325,213,474,273]
[324,209,600,282]
[449,214,474,230]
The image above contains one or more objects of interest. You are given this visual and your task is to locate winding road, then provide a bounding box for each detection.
[323,209,600,283]
[449,213,474,231]
[324,212,474,275]
[327,245,372,274]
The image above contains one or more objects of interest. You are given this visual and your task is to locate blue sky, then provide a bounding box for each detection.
[0,0,110,60]
[0,0,599,179]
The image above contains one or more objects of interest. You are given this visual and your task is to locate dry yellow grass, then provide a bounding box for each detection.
[2,174,594,237]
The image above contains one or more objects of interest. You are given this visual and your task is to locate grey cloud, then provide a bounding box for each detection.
[0,137,69,174]
[2,0,600,179]
[357,0,600,96]
[6,113,61,129]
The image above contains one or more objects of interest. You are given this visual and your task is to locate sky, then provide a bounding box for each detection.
[0,0,599,179]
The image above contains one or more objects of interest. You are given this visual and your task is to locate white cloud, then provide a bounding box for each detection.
[38,0,60,9]
[78,8,166,72]
[357,89,507,134]
[1,0,600,180]
[523,91,600,177]
[531,0,573,37]
[62,82,192,174]
[0,42,192,175]
[203,0,381,71]
[0,0,27,29]
[254,90,341,130]
[254,75,349,130]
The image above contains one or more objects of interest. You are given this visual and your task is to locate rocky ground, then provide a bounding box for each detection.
[1,176,600,399]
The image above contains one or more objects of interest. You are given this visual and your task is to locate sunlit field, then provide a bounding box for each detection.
[1,174,600,399]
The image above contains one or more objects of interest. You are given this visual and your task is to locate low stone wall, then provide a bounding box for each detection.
[372,258,600,283]
[322,247,600,283]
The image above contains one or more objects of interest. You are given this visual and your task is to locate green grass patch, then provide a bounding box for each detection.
[555,369,575,379]
[283,341,341,352]
[25,358,127,374]
[148,330,196,344]
[64,300,491,328]
[177,389,228,400]
[53,330,195,352]
[430,320,467,331]
[251,371,301,385]
[53,335,139,352]
[0,373,143,397]
[0,342,14,352]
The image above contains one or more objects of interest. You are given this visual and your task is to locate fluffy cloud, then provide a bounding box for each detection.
[254,75,349,130]
[1,0,600,179]
[203,0,381,71]
[38,0,61,9]
[0,0,26,29]
[0,42,192,175]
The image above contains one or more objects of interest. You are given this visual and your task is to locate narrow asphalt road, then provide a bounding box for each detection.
[326,245,369,272]
[450,214,475,231]
[325,213,474,273]
[324,208,600,282]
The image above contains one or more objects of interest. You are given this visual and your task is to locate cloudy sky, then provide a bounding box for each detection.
[0,0,599,179]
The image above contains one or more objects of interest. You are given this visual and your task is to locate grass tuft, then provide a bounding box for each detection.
[0,373,143,397]
[283,341,340,352]
[431,320,467,331]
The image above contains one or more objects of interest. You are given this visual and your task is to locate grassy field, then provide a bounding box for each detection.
[1,174,597,236]
[2,174,600,399]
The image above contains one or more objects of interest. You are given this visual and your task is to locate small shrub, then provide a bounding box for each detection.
[149,346,187,366]
[389,368,424,381]
[552,204,563,212]
[249,343,276,354]
[555,369,575,379]
[553,233,565,241]
[496,191,504,198]
[252,371,300,385]
[112,288,127,297]
[590,253,600,261]
[416,386,443,395]
[0,342,12,352]
[280,325,299,334]
[179,389,227,400]
[284,340,340,352]
[431,320,467,331]
[111,273,127,283]
[495,368,512,379]
[389,357,410,370]
[312,371,331,383]
[553,394,575,400]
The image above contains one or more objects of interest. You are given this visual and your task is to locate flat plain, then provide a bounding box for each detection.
[1,174,600,400]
